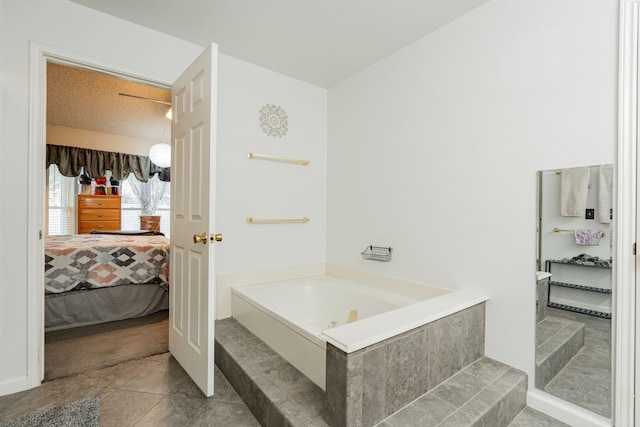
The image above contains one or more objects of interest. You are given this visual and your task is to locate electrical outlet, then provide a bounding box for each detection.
[585,208,595,219]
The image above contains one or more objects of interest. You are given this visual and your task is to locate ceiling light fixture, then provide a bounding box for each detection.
[149,143,171,168]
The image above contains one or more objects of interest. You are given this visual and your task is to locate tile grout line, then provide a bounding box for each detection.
[378,359,514,427]
[436,368,521,426]
[543,348,592,389]
[373,356,486,426]
[130,394,167,427]
[537,322,571,350]
[458,374,525,423]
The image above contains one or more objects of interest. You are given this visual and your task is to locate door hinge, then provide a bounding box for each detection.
[39,230,42,240]
[633,242,636,256]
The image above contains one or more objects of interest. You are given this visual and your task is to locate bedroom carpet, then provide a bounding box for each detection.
[45,310,169,381]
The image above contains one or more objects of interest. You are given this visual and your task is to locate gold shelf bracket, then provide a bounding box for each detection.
[246,217,310,224]
[247,152,310,166]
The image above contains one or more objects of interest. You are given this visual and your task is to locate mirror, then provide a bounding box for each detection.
[536,165,613,418]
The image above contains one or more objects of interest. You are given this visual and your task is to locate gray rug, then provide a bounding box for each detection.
[0,395,100,427]
[45,310,169,380]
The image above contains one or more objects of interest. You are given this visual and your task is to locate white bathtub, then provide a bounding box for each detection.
[231,273,488,389]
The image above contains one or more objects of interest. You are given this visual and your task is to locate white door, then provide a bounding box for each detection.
[169,43,219,397]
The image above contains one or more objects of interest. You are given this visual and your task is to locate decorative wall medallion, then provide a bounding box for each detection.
[259,104,288,137]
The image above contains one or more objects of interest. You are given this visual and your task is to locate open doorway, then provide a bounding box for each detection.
[43,61,172,380]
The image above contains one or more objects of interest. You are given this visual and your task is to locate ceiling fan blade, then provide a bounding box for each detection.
[118,92,171,106]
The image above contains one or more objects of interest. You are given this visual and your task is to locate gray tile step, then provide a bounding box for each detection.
[536,315,585,388]
[216,318,565,427]
[215,318,330,426]
[508,407,570,426]
[377,357,528,427]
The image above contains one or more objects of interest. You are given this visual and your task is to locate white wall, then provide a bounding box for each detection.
[327,0,617,392]
[215,53,327,316]
[0,0,202,395]
[0,0,327,395]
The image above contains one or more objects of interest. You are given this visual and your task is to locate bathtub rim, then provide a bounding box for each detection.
[229,267,489,354]
[231,282,328,349]
[230,275,423,349]
[231,293,328,389]
[320,288,489,353]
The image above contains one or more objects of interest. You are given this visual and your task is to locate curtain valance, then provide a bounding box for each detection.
[46,144,170,182]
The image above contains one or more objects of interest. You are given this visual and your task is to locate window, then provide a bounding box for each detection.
[47,165,76,235]
[47,168,171,237]
[121,174,171,237]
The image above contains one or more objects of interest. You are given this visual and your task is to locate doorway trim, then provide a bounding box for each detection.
[616,1,638,425]
[28,41,172,387]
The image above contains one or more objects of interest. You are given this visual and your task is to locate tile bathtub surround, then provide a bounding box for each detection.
[326,303,485,427]
[536,277,550,321]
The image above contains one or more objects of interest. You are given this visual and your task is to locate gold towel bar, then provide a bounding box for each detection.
[553,227,606,237]
[247,152,310,166]
[246,217,310,224]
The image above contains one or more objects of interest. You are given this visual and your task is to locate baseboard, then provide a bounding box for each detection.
[0,376,33,397]
[527,389,611,427]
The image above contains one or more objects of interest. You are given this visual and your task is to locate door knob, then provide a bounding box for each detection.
[193,232,208,244]
[210,233,223,242]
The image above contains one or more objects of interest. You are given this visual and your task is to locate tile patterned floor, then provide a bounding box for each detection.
[0,353,260,426]
[541,308,611,418]
[0,312,588,427]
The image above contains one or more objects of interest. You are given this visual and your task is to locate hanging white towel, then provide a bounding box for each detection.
[560,167,590,217]
[598,164,613,223]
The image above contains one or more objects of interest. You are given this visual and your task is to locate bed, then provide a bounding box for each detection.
[44,232,170,331]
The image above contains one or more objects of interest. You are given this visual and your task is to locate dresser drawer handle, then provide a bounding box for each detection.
[97,225,104,229]
[97,202,103,206]
[98,213,104,217]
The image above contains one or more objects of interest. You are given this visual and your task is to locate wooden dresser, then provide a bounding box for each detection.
[77,195,122,234]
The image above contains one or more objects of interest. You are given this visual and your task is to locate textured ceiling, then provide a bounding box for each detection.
[47,62,170,142]
[70,0,492,88]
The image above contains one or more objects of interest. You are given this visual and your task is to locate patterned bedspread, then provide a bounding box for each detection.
[45,234,170,294]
